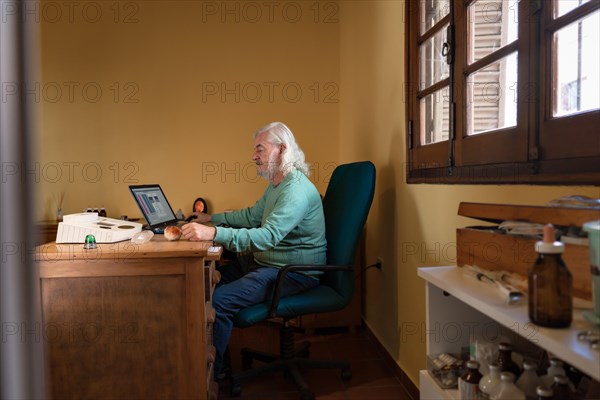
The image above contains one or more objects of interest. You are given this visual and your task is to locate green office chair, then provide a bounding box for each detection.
[229,161,376,400]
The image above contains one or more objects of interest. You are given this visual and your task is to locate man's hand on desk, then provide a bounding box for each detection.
[181,222,217,242]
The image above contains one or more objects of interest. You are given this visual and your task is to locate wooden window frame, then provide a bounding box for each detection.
[406,0,600,185]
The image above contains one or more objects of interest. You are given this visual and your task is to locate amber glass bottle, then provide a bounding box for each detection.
[459,360,483,400]
[528,224,573,328]
[496,342,521,378]
[551,375,574,400]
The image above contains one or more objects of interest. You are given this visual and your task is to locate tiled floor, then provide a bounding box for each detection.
[218,322,414,400]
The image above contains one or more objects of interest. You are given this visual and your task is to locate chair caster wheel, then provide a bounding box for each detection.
[341,367,352,381]
[242,355,253,370]
[300,389,315,400]
[230,382,241,397]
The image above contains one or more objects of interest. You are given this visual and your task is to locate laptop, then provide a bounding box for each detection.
[129,184,180,234]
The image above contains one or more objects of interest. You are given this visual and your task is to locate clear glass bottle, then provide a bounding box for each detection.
[479,362,502,400]
[528,224,572,328]
[56,207,63,222]
[459,360,483,400]
[490,372,525,400]
[496,342,521,379]
[536,386,553,400]
[516,360,542,399]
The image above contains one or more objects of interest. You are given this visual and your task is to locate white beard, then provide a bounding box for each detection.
[257,153,280,181]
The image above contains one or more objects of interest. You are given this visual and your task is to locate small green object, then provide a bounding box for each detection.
[83,234,97,249]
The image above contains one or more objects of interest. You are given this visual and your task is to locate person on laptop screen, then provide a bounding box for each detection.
[181,122,326,380]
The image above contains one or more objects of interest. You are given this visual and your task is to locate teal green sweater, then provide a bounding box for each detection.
[212,170,327,268]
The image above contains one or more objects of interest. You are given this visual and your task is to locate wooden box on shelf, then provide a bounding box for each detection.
[456,202,599,300]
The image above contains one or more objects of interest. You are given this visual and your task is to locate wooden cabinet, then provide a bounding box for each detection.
[37,238,221,400]
[418,266,600,400]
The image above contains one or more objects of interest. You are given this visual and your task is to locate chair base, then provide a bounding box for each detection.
[229,325,352,400]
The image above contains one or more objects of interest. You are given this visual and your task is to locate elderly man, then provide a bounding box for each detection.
[181,122,327,379]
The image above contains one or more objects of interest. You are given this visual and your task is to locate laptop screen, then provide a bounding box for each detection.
[129,184,179,229]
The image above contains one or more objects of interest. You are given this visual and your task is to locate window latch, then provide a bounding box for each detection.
[442,25,455,65]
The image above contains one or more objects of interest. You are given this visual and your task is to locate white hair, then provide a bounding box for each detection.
[254,122,311,177]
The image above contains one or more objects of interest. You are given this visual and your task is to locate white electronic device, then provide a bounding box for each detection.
[56,213,143,243]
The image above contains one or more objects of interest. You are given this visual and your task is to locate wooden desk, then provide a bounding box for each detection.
[36,237,221,400]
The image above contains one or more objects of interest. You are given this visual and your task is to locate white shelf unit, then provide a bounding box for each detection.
[418,266,600,400]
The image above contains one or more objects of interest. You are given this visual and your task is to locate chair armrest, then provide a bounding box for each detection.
[268,264,352,318]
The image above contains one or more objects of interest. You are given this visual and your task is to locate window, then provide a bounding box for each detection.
[406,0,600,184]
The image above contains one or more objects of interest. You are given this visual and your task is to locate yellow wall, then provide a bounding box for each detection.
[339,0,600,387]
[37,0,600,390]
[37,0,340,220]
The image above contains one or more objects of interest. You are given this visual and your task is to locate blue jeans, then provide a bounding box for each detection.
[212,254,320,378]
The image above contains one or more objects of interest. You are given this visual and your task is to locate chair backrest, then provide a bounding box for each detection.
[320,161,376,302]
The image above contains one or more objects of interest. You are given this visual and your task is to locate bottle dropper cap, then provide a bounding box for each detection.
[535,224,565,254]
